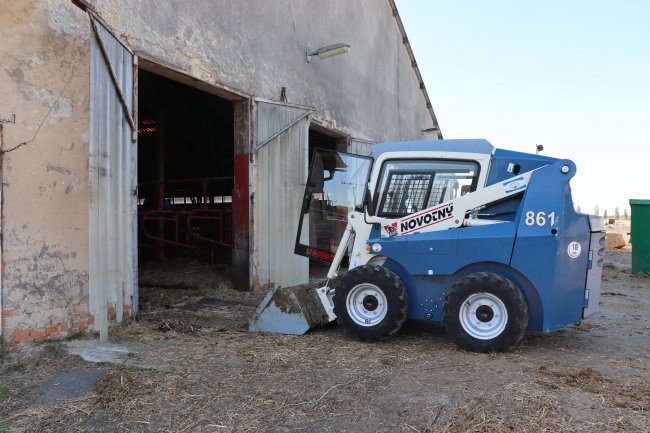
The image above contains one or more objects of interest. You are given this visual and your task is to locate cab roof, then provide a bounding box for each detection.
[371,139,494,158]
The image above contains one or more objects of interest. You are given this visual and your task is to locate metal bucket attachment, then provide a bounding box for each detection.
[249,281,333,335]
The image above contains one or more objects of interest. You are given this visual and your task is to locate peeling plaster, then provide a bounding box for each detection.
[46,164,73,176]
[46,0,90,38]
[1,0,91,339]
[51,98,73,120]
[3,233,88,329]
[26,55,45,68]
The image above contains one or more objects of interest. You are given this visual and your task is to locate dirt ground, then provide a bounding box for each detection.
[2,239,649,432]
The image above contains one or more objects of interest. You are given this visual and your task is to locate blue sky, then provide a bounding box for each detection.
[395,0,649,215]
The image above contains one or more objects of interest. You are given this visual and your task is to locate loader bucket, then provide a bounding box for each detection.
[249,281,333,335]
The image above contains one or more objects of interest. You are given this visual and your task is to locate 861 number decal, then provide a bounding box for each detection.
[524,211,557,227]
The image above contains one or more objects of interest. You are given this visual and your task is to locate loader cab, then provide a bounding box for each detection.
[366,139,495,218]
[365,140,559,225]
[370,158,480,218]
[294,140,495,261]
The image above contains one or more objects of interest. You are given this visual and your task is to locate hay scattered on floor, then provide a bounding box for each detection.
[155,319,203,334]
[439,382,566,433]
[93,371,156,409]
[537,365,650,411]
[4,251,649,433]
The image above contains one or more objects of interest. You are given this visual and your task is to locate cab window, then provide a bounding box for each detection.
[375,159,479,218]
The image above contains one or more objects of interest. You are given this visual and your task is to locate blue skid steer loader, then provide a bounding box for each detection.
[250,139,605,352]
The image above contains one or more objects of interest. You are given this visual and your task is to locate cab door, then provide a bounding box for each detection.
[294,149,373,262]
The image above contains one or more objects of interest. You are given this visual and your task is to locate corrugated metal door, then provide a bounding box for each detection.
[253,99,311,289]
[88,16,136,342]
[350,138,374,156]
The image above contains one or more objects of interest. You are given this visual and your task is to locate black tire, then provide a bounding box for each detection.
[444,272,528,353]
[333,265,408,341]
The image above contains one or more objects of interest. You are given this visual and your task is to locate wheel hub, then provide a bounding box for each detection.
[475,305,494,322]
[346,283,388,327]
[362,295,379,311]
[459,293,508,340]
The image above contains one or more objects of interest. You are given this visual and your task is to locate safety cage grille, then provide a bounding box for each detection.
[379,172,433,216]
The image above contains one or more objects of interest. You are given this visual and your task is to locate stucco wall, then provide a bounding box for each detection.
[0,0,92,348]
[91,0,436,142]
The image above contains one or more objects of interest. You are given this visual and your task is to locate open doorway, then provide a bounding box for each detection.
[309,126,337,161]
[136,69,255,323]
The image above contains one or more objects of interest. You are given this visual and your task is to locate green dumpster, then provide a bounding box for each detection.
[630,199,650,274]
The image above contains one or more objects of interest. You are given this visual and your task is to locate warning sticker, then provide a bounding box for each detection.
[567,241,581,259]
[383,222,398,237]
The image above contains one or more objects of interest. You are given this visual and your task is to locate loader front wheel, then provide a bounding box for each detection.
[444,272,528,353]
[333,265,408,341]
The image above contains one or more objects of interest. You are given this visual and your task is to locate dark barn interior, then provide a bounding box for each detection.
[137,69,235,267]
[308,127,337,161]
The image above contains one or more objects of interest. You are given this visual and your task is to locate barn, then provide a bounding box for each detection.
[0,0,440,348]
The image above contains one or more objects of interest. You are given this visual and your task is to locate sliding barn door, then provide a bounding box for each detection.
[88,15,137,341]
[253,99,311,289]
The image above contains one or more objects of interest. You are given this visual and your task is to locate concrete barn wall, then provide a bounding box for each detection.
[91,0,436,142]
[0,0,93,349]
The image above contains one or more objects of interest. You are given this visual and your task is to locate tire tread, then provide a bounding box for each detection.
[443,272,528,353]
[333,265,408,342]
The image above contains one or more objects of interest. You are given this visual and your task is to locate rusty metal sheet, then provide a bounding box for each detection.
[89,17,135,342]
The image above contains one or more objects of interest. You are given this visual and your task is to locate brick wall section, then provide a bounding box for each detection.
[6,315,94,350]
[4,303,131,351]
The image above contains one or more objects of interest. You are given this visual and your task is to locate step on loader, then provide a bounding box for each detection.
[249,139,605,352]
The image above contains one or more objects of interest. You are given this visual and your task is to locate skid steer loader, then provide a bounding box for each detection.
[249,139,605,352]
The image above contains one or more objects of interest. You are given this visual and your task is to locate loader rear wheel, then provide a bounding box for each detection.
[333,265,408,341]
[444,272,528,353]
